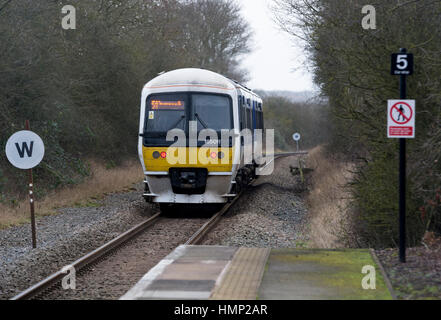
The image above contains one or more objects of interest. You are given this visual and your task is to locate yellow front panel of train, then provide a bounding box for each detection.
[143,147,234,172]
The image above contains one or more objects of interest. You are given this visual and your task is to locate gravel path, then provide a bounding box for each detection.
[0,182,155,299]
[202,156,310,248]
[376,241,441,299]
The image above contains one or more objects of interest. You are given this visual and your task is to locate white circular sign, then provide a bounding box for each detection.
[5,130,45,169]
[292,133,301,141]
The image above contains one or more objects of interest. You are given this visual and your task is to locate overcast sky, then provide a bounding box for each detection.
[239,0,315,92]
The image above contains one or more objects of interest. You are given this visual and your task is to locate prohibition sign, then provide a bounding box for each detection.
[390,101,412,125]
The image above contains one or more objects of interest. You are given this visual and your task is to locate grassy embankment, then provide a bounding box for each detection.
[305,146,357,248]
[0,160,143,229]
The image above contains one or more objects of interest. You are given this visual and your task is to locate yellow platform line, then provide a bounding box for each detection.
[210,248,270,300]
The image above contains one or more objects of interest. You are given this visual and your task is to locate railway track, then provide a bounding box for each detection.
[11,188,242,300]
[10,212,162,300]
[10,152,305,300]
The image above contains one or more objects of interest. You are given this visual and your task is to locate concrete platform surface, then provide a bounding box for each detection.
[258,248,392,300]
[120,245,394,300]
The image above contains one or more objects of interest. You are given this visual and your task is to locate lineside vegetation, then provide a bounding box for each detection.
[0,0,251,205]
[273,0,441,247]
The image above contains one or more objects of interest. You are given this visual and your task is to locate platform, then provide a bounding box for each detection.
[120,245,394,300]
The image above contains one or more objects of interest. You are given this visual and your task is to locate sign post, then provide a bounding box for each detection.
[25,120,37,249]
[292,133,301,151]
[292,133,305,182]
[390,48,414,263]
[5,121,45,248]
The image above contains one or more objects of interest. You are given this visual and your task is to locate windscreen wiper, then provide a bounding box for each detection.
[142,115,185,138]
[168,114,185,131]
[195,113,208,129]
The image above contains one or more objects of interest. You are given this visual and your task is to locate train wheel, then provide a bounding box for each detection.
[235,174,243,194]
[159,203,174,215]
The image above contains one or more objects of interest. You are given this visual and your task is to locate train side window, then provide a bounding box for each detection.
[244,108,248,129]
[242,99,246,129]
[259,111,262,129]
[259,111,263,129]
[241,106,244,129]
[255,110,258,130]
[251,100,257,129]
[256,110,260,129]
[239,96,243,130]
[252,101,256,129]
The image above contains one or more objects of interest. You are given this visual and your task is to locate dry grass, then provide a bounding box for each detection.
[306,145,356,248]
[0,159,144,229]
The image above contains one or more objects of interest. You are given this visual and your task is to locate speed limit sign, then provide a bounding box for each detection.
[391,52,413,75]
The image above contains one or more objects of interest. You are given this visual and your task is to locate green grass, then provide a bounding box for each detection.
[270,248,393,300]
[73,199,102,208]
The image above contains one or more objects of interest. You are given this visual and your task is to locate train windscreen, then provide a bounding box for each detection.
[143,93,232,146]
[192,94,232,132]
[145,94,187,136]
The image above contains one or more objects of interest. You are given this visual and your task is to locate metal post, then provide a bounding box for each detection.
[25,120,37,248]
[398,48,406,262]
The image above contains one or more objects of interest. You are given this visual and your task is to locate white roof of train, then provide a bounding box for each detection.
[144,68,234,90]
[143,68,261,100]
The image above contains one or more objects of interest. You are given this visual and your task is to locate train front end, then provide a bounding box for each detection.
[138,69,240,204]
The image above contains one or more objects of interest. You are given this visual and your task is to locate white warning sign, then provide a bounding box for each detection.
[387,100,415,138]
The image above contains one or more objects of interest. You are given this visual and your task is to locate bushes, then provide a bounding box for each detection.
[0,0,251,199]
[273,0,441,246]
[263,95,330,151]
[0,167,5,201]
[351,151,424,247]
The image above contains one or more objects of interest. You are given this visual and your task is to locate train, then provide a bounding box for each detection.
[138,68,264,207]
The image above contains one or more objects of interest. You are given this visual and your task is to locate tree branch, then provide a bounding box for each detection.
[0,0,13,14]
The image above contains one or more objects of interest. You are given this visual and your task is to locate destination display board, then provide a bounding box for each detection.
[151,100,185,110]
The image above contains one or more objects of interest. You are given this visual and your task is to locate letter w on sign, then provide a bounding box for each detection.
[15,141,34,158]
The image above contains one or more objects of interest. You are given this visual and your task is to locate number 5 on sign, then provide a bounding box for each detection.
[391,53,413,75]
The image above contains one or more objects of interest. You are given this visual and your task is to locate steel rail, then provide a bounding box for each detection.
[10,212,161,300]
[257,151,308,174]
[184,194,242,245]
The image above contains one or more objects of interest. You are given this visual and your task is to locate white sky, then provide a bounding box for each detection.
[239,0,315,92]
